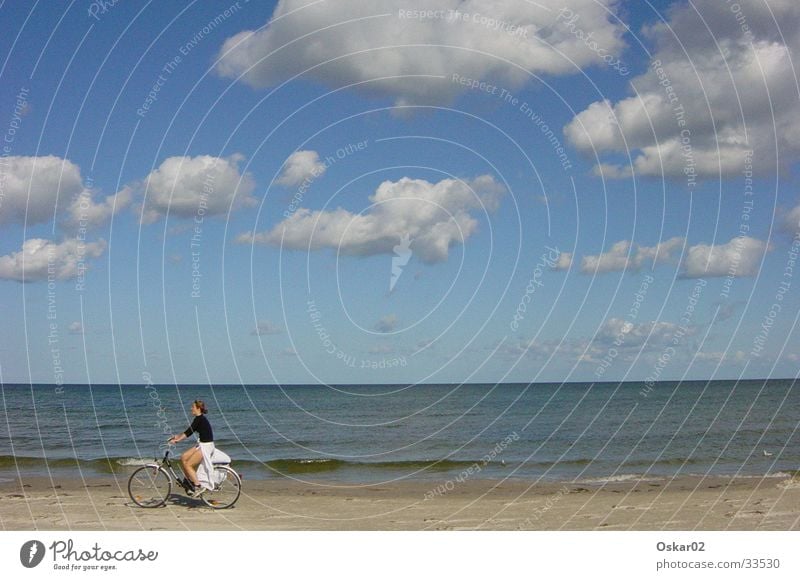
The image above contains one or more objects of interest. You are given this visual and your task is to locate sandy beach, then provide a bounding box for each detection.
[1,473,798,531]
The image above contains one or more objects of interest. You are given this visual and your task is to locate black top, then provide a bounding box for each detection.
[183,414,213,443]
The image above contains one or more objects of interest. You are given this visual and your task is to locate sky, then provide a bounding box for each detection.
[0,0,798,385]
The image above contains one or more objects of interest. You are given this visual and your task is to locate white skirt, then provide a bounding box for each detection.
[195,441,216,490]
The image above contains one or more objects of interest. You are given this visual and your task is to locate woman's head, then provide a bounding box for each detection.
[191,400,208,415]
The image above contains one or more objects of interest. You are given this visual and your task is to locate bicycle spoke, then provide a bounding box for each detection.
[128,466,171,508]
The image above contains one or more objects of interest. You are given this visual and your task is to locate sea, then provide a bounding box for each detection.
[1,380,798,484]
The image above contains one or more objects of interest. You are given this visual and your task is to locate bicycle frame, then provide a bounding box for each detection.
[146,449,185,488]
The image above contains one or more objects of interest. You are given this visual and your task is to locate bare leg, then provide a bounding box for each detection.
[180,447,203,486]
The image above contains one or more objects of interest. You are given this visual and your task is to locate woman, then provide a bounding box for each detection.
[168,400,214,497]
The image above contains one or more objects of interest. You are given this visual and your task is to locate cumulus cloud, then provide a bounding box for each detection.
[64,186,133,231]
[277,150,326,187]
[551,251,573,271]
[581,237,684,274]
[251,320,282,336]
[681,236,769,278]
[782,204,800,233]
[0,154,257,229]
[215,0,625,107]
[139,154,256,224]
[374,314,398,333]
[0,155,83,225]
[0,238,106,282]
[564,0,800,179]
[238,174,504,263]
[0,155,130,230]
[576,236,769,277]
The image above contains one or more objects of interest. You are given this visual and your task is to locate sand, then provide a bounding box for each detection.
[1,473,798,530]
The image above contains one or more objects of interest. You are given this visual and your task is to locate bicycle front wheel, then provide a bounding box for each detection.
[201,465,241,509]
[128,465,172,508]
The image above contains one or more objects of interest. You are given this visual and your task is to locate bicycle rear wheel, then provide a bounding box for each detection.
[128,465,172,508]
[201,465,241,509]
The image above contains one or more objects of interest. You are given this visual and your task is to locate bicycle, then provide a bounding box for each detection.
[128,448,242,509]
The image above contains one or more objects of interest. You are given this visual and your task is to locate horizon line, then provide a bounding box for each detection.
[2,377,796,388]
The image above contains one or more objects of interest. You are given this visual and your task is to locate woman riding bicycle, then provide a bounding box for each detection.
[168,400,213,497]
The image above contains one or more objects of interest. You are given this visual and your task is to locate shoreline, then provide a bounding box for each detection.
[3,455,797,485]
[1,472,798,530]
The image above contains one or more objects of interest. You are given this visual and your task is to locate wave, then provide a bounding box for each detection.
[576,474,664,484]
[2,454,797,480]
[624,457,705,467]
[0,455,155,473]
[259,458,481,475]
[528,458,592,467]
[0,454,488,475]
[254,457,618,474]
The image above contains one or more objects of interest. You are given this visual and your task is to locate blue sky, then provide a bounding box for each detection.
[0,0,798,385]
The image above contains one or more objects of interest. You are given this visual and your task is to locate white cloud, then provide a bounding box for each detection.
[215,0,626,107]
[693,351,724,363]
[0,154,258,229]
[594,318,691,349]
[0,155,82,225]
[0,238,106,282]
[64,186,133,231]
[368,343,395,354]
[564,1,800,179]
[498,336,591,362]
[682,236,769,278]
[501,317,698,365]
[374,314,398,333]
[711,300,743,324]
[693,350,747,364]
[551,251,572,271]
[277,150,326,187]
[68,321,84,335]
[581,237,684,274]
[0,155,83,225]
[582,240,633,273]
[592,162,633,180]
[238,174,504,263]
[635,237,685,264]
[577,236,769,277]
[251,320,282,336]
[139,154,256,224]
[0,155,129,230]
[782,204,800,233]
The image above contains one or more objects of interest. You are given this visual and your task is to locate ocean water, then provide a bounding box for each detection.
[0,380,798,484]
